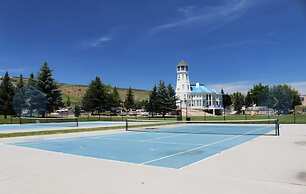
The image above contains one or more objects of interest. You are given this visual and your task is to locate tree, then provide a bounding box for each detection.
[110,87,121,108]
[17,74,24,89]
[221,89,232,109]
[247,83,270,107]
[0,72,15,118]
[135,99,149,109]
[82,76,108,114]
[74,105,81,118]
[27,73,37,87]
[124,87,135,110]
[66,96,71,107]
[231,92,245,114]
[155,81,177,117]
[270,84,301,113]
[146,85,158,117]
[166,84,177,111]
[245,91,253,107]
[13,86,48,117]
[156,81,168,117]
[37,62,63,113]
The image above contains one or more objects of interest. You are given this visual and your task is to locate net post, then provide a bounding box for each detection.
[125,119,128,131]
[275,119,280,136]
[76,118,79,127]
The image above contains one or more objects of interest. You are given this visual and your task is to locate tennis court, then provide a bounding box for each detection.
[0,120,126,133]
[12,120,279,169]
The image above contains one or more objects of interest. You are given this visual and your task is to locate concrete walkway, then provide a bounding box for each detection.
[0,124,305,194]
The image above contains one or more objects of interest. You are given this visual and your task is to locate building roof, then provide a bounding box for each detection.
[190,83,219,94]
[177,60,188,67]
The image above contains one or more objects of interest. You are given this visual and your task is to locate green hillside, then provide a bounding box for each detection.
[59,84,150,105]
[2,76,150,105]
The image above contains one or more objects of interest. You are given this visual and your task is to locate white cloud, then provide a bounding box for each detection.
[150,0,252,34]
[89,36,112,47]
[208,80,306,95]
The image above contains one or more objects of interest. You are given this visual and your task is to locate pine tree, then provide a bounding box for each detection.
[82,76,108,114]
[221,89,232,108]
[124,87,135,111]
[17,74,24,89]
[0,72,16,118]
[156,81,169,117]
[37,62,63,113]
[166,84,177,111]
[110,87,121,108]
[27,73,37,87]
[66,96,71,107]
[146,85,158,116]
[74,105,81,118]
[13,86,48,117]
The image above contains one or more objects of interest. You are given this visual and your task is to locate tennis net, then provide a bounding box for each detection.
[125,119,280,136]
[21,117,79,127]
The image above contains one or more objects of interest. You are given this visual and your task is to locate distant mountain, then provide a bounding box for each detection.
[2,76,150,105]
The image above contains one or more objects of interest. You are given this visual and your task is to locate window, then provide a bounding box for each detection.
[181,66,185,71]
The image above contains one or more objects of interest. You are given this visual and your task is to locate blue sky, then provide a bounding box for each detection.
[1,0,306,94]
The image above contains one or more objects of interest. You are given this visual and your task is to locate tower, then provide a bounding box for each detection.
[175,60,191,107]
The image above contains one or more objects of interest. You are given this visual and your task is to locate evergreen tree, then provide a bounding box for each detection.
[27,73,37,87]
[166,84,177,111]
[135,99,149,109]
[221,89,232,109]
[37,62,63,113]
[124,87,135,110]
[146,85,158,117]
[0,72,16,118]
[110,87,121,108]
[13,86,48,117]
[82,76,108,114]
[74,105,81,118]
[156,81,169,117]
[231,92,245,114]
[17,74,24,89]
[66,96,71,107]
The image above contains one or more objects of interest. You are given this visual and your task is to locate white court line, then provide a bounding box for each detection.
[97,133,201,146]
[101,137,201,146]
[141,127,269,165]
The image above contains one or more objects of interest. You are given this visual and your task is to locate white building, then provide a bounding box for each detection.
[175,60,223,115]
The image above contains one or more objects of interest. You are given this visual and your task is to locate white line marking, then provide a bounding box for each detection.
[141,127,269,165]
[97,135,201,146]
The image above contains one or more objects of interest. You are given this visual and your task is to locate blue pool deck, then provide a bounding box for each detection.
[12,124,275,169]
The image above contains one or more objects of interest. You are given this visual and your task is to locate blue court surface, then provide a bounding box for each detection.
[12,124,275,169]
[0,121,126,133]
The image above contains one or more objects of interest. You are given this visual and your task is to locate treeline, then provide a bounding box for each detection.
[82,78,177,117]
[0,62,63,118]
[145,81,177,117]
[223,83,302,114]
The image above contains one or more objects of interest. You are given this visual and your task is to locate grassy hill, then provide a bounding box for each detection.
[2,76,150,105]
[59,84,150,105]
